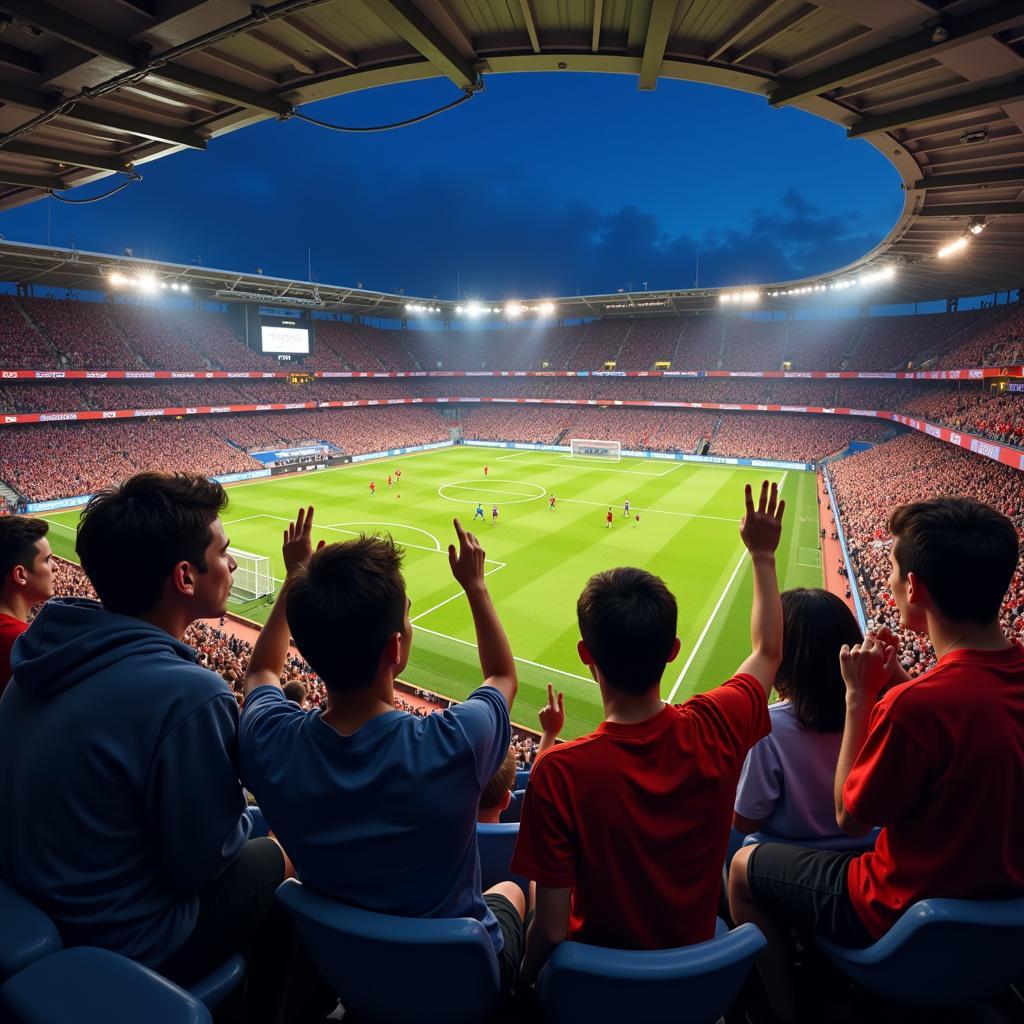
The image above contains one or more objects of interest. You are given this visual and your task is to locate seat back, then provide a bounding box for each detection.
[476,823,529,896]
[537,924,766,1024]
[499,788,525,824]
[276,879,501,1024]
[514,768,531,790]
[818,897,1024,1007]
[0,880,63,982]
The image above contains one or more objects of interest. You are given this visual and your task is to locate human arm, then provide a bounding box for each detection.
[519,885,572,989]
[243,507,323,699]
[448,518,517,708]
[735,481,785,697]
[535,683,565,758]
[834,637,896,836]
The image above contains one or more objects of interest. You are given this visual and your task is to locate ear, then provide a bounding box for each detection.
[10,565,28,588]
[665,636,682,665]
[500,790,512,812]
[384,632,403,667]
[577,639,593,666]
[170,561,196,598]
[905,570,926,606]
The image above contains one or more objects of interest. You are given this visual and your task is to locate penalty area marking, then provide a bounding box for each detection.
[413,624,596,686]
[437,479,546,505]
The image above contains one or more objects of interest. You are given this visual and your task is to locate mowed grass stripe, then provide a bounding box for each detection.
[41,447,819,738]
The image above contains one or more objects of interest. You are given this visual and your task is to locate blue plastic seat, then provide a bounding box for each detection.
[817,897,1024,1007]
[514,768,531,790]
[537,923,766,1024]
[246,805,270,838]
[0,880,62,983]
[0,879,243,1009]
[0,947,211,1024]
[499,787,525,823]
[477,822,529,896]
[741,828,880,852]
[276,878,501,1023]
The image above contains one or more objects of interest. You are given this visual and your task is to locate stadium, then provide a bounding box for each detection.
[0,0,1023,1022]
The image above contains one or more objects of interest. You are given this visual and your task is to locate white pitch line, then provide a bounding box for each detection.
[410,562,507,623]
[494,451,529,461]
[222,514,277,527]
[666,471,788,702]
[413,624,596,685]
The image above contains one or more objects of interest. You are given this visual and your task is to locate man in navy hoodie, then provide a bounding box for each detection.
[0,472,285,1002]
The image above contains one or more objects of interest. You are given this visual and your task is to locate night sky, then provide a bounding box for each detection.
[0,73,903,301]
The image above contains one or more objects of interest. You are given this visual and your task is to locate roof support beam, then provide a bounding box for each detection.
[912,167,1024,190]
[731,4,816,66]
[282,15,357,68]
[0,40,40,74]
[707,0,786,63]
[917,202,1024,216]
[0,0,142,66]
[848,75,1024,138]
[0,169,67,190]
[64,106,208,149]
[770,0,1024,107]
[149,64,292,116]
[592,0,603,52]
[518,0,540,54]
[0,140,133,173]
[360,0,478,90]
[639,0,678,90]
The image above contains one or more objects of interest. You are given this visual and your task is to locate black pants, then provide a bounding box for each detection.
[157,839,333,1023]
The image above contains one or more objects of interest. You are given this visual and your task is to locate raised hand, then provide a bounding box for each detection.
[282,506,324,575]
[740,481,785,558]
[448,518,486,593]
[538,683,565,739]
[839,637,896,702]
[864,625,910,688]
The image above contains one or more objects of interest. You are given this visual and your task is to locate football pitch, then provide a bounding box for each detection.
[43,446,823,739]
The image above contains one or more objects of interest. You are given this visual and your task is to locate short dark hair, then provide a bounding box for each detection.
[282,681,307,705]
[889,497,1019,625]
[775,589,862,733]
[0,516,49,581]
[577,566,677,695]
[76,472,227,615]
[285,537,406,694]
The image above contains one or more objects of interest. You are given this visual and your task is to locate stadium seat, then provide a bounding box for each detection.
[514,768,531,789]
[477,823,529,897]
[276,878,501,1024]
[0,880,62,982]
[741,828,880,852]
[246,805,270,838]
[0,947,211,1024]
[0,880,243,1010]
[499,788,525,823]
[536,923,766,1024]
[816,897,1024,1007]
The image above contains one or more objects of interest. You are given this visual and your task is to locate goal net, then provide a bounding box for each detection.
[229,548,274,602]
[570,439,621,462]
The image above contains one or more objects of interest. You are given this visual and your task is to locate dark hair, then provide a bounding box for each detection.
[0,516,49,581]
[285,537,406,693]
[577,566,677,695]
[479,748,517,811]
[282,681,307,705]
[889,497,1019,625]
[76,472,227,614]
[775,589,862,733]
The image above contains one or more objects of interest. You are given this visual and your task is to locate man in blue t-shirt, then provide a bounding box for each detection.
[239,509,526,995]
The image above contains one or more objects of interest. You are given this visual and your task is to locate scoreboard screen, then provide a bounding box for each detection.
[260,321,310,355]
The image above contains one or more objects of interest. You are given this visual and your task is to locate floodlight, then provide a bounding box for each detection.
[937,237,968,258]
[968,219,986,235]
[137,272,158,293]
[506,302,523,318]
[538,301,555,316]
[180,284,190,293]
[455,305,464,314]
[109,272,127,287]
[466,302,482,318]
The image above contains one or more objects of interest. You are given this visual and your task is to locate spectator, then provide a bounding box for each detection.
[512,482,785,985]
[729,496,1024,1023]
[0,472,288,1020]
[733,588,863,840]
[239,511,528,1000]
[0,516,54,692]
[478,748,518,823]
[282,680,307,706]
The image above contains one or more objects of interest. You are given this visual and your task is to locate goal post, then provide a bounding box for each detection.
[228,548,274,602]
[570,439,621,462]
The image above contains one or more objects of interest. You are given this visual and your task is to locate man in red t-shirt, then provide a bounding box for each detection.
[730,496,1024,1023]
[0,516,54,693]
[512,481,786,986]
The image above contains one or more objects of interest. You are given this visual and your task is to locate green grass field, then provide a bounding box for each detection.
[42,446,822,738]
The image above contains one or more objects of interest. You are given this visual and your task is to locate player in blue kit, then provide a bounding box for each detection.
[473,502,485,521]
[623,499,631,518]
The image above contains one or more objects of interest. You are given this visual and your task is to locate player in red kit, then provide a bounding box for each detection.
[484,466,489,477]
[387,475,393,488]
[549,495,556,512]
[605,508,613,529]
[370,482,375,495]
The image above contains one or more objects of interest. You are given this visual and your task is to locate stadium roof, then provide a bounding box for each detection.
[0,0,1022,311]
